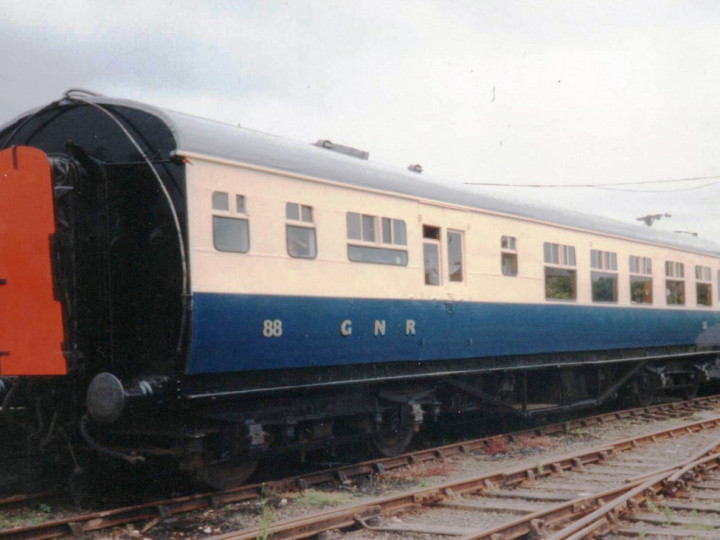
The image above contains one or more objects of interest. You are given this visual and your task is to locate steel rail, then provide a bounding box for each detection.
[543,450,720,539]
[0,490,56,510]
[206,414,720,540]
[0,395,717,539]
[458,440,720,540]
[453,472,668,540]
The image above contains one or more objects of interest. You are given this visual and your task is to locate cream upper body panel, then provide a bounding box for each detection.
[186,157,720,308]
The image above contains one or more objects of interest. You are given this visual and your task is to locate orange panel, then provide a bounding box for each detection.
[0,146,66,375]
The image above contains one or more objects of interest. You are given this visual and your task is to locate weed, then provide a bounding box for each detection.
[536,462,545,475]
[291,489,352,507]
[256,506,275,540]
[252,484,283,513]
[688,509,713,531]
[663,506,672,526]
[0,510,52,530]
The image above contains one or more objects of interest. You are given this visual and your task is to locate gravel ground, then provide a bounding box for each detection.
[334,417,720,540]
[10,406,720,539]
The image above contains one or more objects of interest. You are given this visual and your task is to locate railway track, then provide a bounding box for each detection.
[208,417,720,539]
[1,395,719,538]
[0,491,55,511]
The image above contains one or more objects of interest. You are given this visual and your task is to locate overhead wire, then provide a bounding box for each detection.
[596,182,720,193]
[465,174,720,191]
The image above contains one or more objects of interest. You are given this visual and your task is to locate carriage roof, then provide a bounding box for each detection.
[8,93,720,257]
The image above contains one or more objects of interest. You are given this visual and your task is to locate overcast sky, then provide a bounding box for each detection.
[3,1,719,238]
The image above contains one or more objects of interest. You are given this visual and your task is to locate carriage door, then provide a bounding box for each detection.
[422,225,441,285]
[0,146,66,375]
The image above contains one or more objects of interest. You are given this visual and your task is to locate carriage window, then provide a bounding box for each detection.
[544,242,576,266]
[629,255,652,304]
[696,265,711,281]
[393,219,407,245]
[212,191,229,211]
[347,212,362,240]
[544,242,576,300]
[286,202,316,259]
[382,218,392,244]
[666,280,685,305]
[236,195,246,214]
[666,261,684,278]
[424,225,441,286]
[629,255,652,274]
[213,217,249,253]
[362,214,376,242]
[346,212,408,265]
[349,246,408,265]
[665,260,685,305]
[696,265,712,306]
[212,191,249,253]
[501,236,518,276]
[447,230,464,282]
[590,249,618,303]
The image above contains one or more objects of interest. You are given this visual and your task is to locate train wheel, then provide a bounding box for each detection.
[68,469,92,507]
[683,382,700,400]
[194,459,259,490]
[369,420,415,457]
[631,380,656,407]
[371,425,414,457]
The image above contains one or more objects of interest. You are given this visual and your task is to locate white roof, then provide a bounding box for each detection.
[10,93,720,257]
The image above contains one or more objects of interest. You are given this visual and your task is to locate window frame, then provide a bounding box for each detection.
[695,264,712,307]
[423,225,441,286]
[447,229,464,283]
[629,255,653,305]
[212,190,250,253]
[543,242,577,301]
[666,280,685,305]
[665,260,686,306]
[345,211,408,266]
[501,235,518,277]
[665,260,685,278]
[285,202,317,260]
[590,249,618,303]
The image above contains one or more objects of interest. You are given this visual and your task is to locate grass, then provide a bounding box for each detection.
[255,506,275,540]
[663,506,672,526]
[0,508,53,529]
[289,489,353,507]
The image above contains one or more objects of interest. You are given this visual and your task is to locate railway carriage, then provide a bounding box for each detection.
[1,90,720,489]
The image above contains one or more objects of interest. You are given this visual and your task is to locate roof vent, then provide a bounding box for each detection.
[408,164,423,173]
[314,139,369,160]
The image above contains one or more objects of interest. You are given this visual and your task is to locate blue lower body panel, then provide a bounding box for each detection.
[187,293,720,374]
